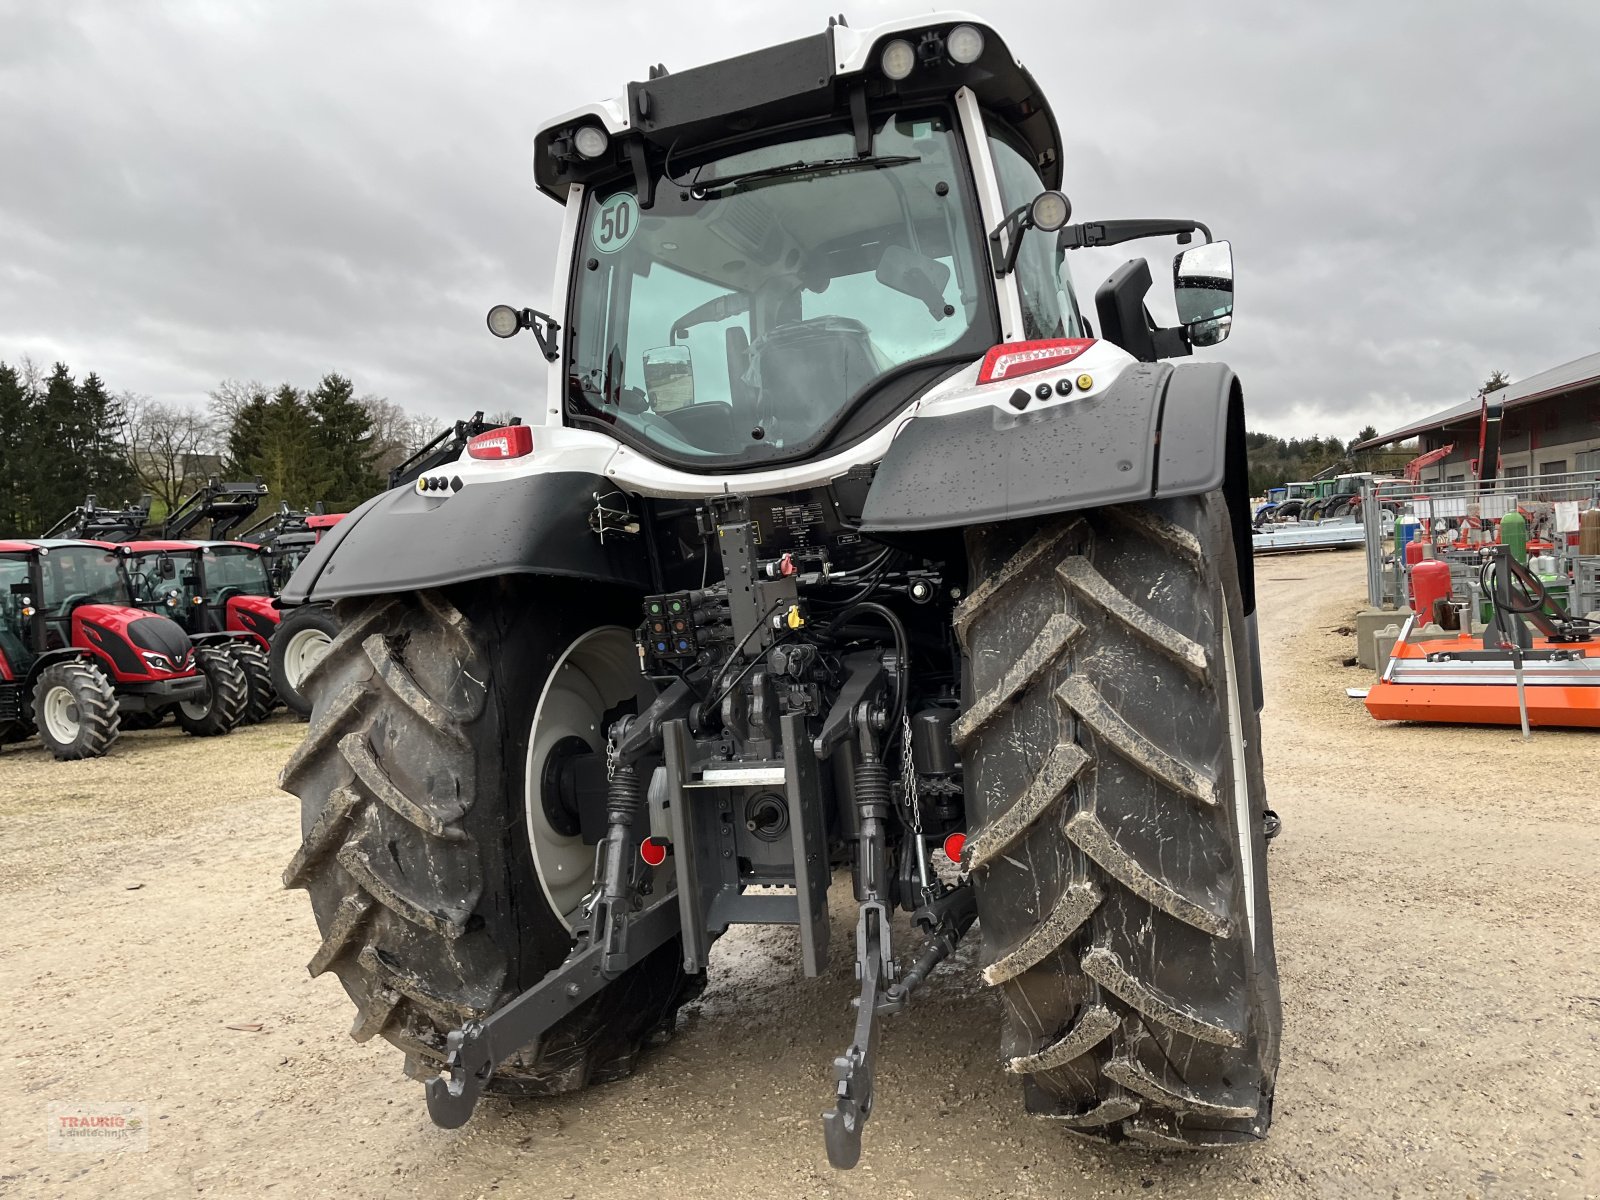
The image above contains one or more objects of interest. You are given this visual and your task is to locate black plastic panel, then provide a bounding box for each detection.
[859,363,1173,533]
[281,472,651,604]
[1155,363,1233,494]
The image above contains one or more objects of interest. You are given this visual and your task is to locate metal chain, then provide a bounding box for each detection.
[899,712,921,836]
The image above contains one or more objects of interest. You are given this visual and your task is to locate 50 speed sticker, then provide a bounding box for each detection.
[592,193,639,254]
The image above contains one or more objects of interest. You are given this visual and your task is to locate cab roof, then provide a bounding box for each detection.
[121,540,261,553]
[0,538,118,553]
[533,13,1061,202]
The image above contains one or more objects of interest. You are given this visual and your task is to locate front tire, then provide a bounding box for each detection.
[174,645,247,737]
[32,660,120,760]
[958,492,1280,1146]
[280,583,696,1094]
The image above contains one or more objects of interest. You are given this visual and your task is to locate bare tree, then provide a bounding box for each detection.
[207,378,270,447]
[358,394,420,477]
[124,394,218,515]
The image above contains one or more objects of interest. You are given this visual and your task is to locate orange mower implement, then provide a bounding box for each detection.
[1366,545,1598,730]
[1365,628,1600,729]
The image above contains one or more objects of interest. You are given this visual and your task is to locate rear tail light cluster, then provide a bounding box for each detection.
[977,338,1096,385]
[466,425,534,461]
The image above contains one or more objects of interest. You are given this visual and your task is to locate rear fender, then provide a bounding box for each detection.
[280,470,650,604]
[861,361,1261,707]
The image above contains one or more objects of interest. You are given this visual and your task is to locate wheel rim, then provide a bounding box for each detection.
[180,683,211,722]
[42,684,81,743]
[524,626,654,931]
[1220,608,1258,951]
[282,627,333,689]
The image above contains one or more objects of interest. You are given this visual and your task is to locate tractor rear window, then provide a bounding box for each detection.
[565,110,994,468]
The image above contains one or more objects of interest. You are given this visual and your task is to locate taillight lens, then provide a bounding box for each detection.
[977,338,1096,385]
[466,425,533,460]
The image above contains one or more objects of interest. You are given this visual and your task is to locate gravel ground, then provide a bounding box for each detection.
[1,549,1596,1199]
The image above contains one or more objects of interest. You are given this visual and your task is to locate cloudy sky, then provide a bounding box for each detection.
[3,0,1598,440]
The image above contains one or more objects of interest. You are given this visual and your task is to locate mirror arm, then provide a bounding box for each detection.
[1150,326,1193,360]
[1059,218,1212,251]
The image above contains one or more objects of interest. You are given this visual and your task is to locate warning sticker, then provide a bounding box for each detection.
[591,193,639,254]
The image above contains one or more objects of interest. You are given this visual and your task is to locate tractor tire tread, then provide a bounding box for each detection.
[961,493,1279,1146]
[282,588,694,1096]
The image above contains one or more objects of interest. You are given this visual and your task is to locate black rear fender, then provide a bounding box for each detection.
[861,361,1261,707]
[279,471,650,605]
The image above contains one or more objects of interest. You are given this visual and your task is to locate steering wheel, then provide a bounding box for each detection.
[212,586,243,611]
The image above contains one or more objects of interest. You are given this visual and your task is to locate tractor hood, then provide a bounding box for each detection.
[74,605,195,679]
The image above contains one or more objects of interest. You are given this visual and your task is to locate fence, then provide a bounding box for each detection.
[1361,469,1600,610]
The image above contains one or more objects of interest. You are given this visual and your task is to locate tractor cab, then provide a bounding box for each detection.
[13,541,142,654]
[122,540,280,646]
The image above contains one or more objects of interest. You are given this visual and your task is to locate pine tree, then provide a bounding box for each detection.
[0,362,32,532]
[76,373,137,503]
[306,373,382,508]
[226,393,273,476]
[245,386,333,509]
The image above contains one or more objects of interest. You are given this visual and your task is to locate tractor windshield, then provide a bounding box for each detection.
[565,109,995,467]
[39,545,126,615]
[204,546,273,596]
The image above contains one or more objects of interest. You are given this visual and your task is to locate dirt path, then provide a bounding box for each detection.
[2,550,1596,1199]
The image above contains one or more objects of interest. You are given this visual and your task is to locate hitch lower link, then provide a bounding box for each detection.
[424,712,679,1128]
[821,706,977,1170]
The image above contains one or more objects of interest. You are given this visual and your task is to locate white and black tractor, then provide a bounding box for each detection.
[280,13,1280,1166]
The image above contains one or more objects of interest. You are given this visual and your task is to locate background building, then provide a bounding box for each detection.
[1354,350,1600,484]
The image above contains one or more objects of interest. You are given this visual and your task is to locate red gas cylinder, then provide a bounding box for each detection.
[1403,539,1427,604]
[1412,560,1452,624]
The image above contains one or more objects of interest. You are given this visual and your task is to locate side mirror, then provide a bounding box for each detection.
[642,345,695,412]
[1173,240,1233,348]
[160,557,176,579]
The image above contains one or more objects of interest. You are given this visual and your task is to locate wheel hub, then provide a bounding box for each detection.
[524,626,655,930]
[42,685,81,742]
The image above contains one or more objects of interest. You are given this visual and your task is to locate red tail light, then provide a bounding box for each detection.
[466,425,533,460]
[977,338,1096,385]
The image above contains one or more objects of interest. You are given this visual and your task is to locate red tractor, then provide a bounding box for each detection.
[120,539,280,724]
[0,539,246,758]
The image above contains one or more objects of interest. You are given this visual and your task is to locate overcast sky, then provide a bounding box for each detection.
[3,1,1598,441]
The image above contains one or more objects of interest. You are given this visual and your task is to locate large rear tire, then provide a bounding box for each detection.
[280,582,696,1094]
[32,660,120,760]
[957,491,1280,1146]
[271,604,340,718]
